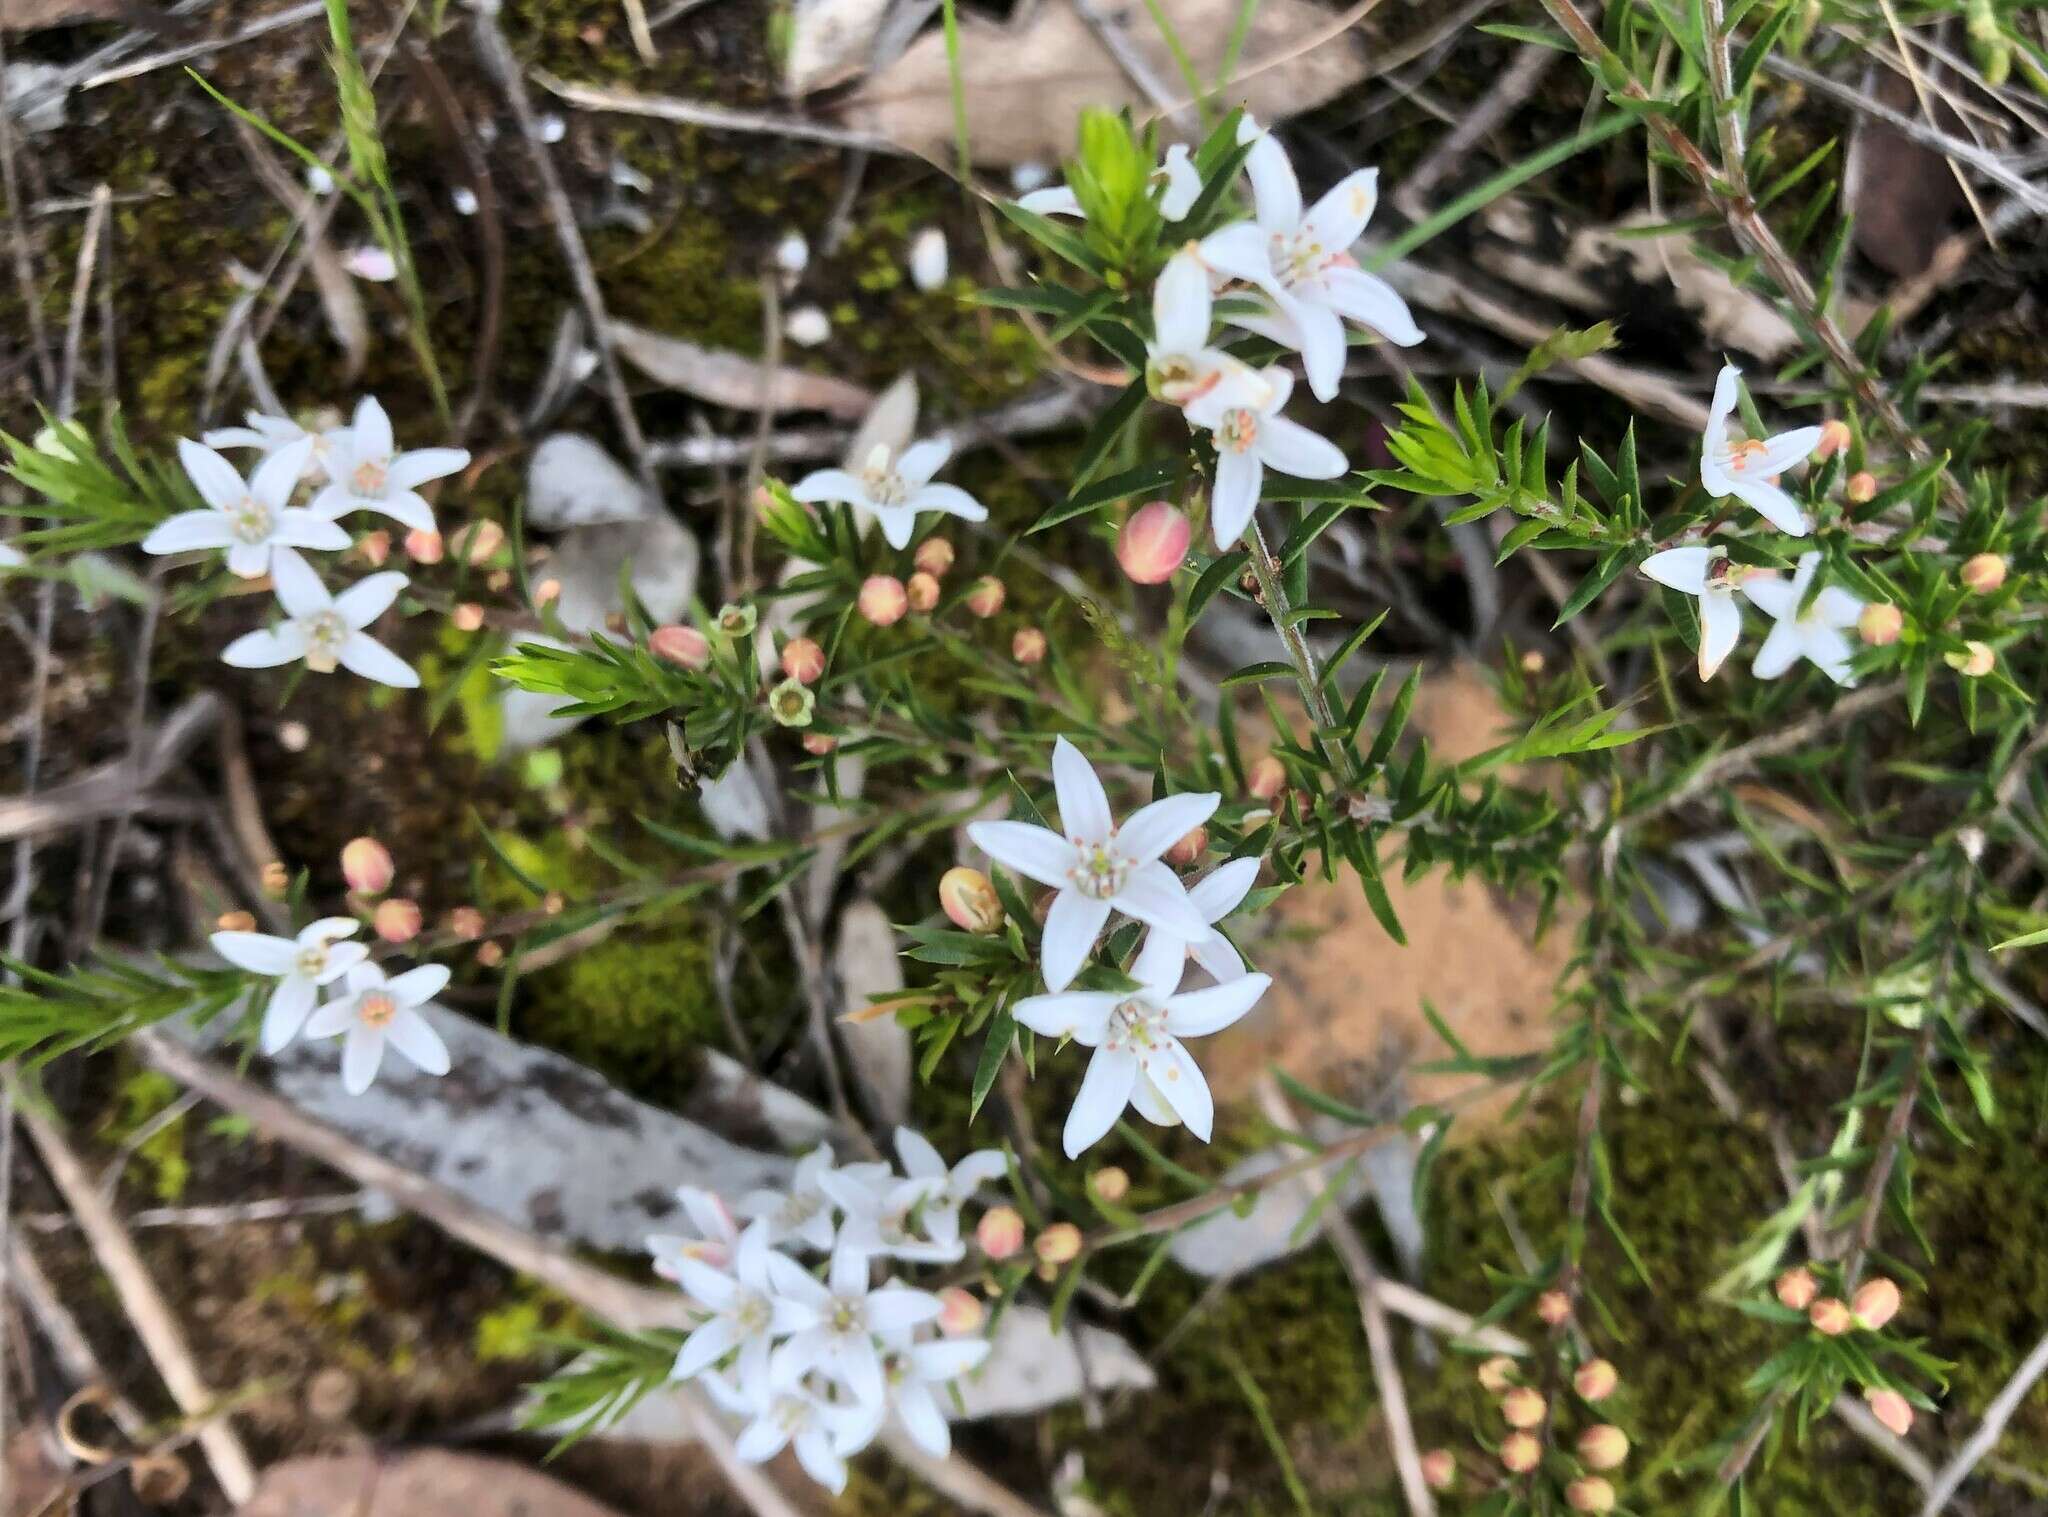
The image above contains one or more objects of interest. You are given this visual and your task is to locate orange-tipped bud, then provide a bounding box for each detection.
[650,624,711,670]
[1846,471,1878,503]
[1163,826,1207,868]
[1852,1277,1902,1331]
[1577,1425,1628,1471]
[1091,1166,1130,1203]
[533,577,562,608]
[1946,640,1995,678]
[1501,1387,1546,1429]
[1247,755,1287,801]
[355,529,391,567]
[914,537,954,577]
[1012,627,1047,665]
[476,940,505,968]
[1815,419,1853,461]
[1117,501,1191,585]
[373,897,422,944]
[453,520,505,566]
[446,906,486,940]
[906,571,941,612]
[1537,1289,1572,1325]
[216,910,256,933]
[1865,1387,1914,1438]
[1477,1356,1518,1394]
[1858,604,1903,647]
[1566,1476,1615,1513]
[936,1286,985,1337]
[1961,553,2007,595]
[1574,1359,1619,1402]
[1776,1267,1818,1310]
[801,732,838,755]
[405,528,444,564]
[1499,1432,1541,1474]
[1420,1450,1456,1492]
[1810,1297,1853,1335]
[977,1206,1025,1260]
[780,636,825,684]
[1034,1221,1083,1265]
[964,576,1006,618]
[859,575,908,627]
[341,836,395,895]
[940,867,1003,934]
[260,860,290,896]
[452,601,486,632]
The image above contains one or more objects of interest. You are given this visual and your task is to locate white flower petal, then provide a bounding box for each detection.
[1256,414,1346,479]
[141,511,235,556]
[894,1126,946,1181]
[388,447,470,491]
[1814,586,1864,629]
[865,1285,942,1333]
[364,489,438,534]
[260,975,318,1054]
[251,438,317,508]
[1700,365,1740,495]
[270,547,331,618]
[1729,476,1810,537]
[1130,928,1188,1002]
[335,570,409,628]
[1051,735,1113,842]
[1698,590,1742,681]
[1063,1046,1137,1157]
[894,1383,951,1457]
[1319,265,1422,345]
[1188,856,1260,922]
[1301,168,1379,251]
[1293,299,1350,403]
[871,505,916,549]
[1128,1069,1178,1126]
[1153,250,1213,355]
[790,469,872,508]
[384,963,451,1005]
[210,930,299,975]
[1164,971,1270,1039]
[1640,545,1713,594]
[226,541,271,579]
[1016,185,1083,217]
[896,438,951,488]
[1117,791,1221,865]
[338,633,419,689]
[1243,130,1302,231]
[1801,623,1857,685]
[351,395,395,461]
[1190,931,1246,983]
[221,624,312,669]
[672,1316,741,1380]
[967,820,1079,889]
[1011,989,1119,1044]
[271,511,353,552]
[1750,617,1803,680]
[178,438,247,511]
[907,482,986,523]
[1210,447,1261,550]
[341,1024,386,1094]
[1739,575,1796,619]
[1158,144,1202,220]
[1757,426,1824,475]
[1197,221,1277,289]
[302,998,359,1039]
[1110,860,1210,938]
[1142,1036,1214,1140]
[1041,889,1112,992]
[383,1007,449,1075]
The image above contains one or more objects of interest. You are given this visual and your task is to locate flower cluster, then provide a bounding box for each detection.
[143,396,468,687]
[648,1129,1001,1491]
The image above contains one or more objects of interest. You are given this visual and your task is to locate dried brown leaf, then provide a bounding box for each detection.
[608,320,874,418]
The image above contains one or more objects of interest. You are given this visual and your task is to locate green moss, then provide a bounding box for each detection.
[101,1068,191,1203]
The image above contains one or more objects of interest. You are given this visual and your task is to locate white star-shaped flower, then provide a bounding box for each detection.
[766,1244,942,1408]
[310,396,469,534]
[1741,551,1863,685]
[1141,856,1260,983]
[874,1332,992,1458]
[1641,544,1748,681]
[1017,142,1201,222]
[143,438,348,579]
[303,960,452,1094]
[209,916,369,1054]
[816,1158,966,1266]
[648,1186,742,1278]
[1196,119,1423,402]
[1701,364,1824,537]
[791,439,987,550]
[967,736,1216,992]
[731,1381,873,1494]
[202,411,341,481]
[886,1128,1006,1249]
[221,550,419,688]
[732,1144,841,1254]
[1013,928,1271,1157]
[1184,363,1347,550]
[1146,246,1271,414]
[668,1219,782,1400]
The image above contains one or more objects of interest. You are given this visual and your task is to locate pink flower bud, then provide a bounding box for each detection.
[1090,1166,1130,1202]
[355,529,391,567]
[1858,604,1902,647]
[650,624,711,670]
[446,906,486,940]
[216,910,256,933]
[802,732,838,755]
[780,636,825,684]
[1117,501,1191,584]
[1034,1222,1082,1265]
[1012,627,1047,665]
[914,537,954,577]
[405,529,444,564]
[452,602,485,632]
[1961,553,2007,595]
[1566,1477,1615,1513]
[1814,419,1852,461]
[1574,1359,1618,1402]
[1577,1425,1628,1471]
[1163,826,1207,868]
[964,576,1006,618]
[1846,471,1878,503]
[1776,1267,1817,1310]
[1501,1387,1546,1429]
[373,897,422,944]
[1477,1356,1517,1394]
[1946,640,1995,678]
[859,574,908,627]
[452,519,504,566]
[906,571,941,612]
[940,867,1003,934]
[1499,1432,1541,1474]
[1810,1297,1852,1335]
[1537,1289,1572,1325]
[1852,1277,1901,1331]
[1864,1387,1914,1438]
[977,1206,1025,1260]
[341,836,395,895]
[534,577,562,608]
[936,1286,985,1337]
[1419,1450,1456,1492]
[1247,755,1286,801]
